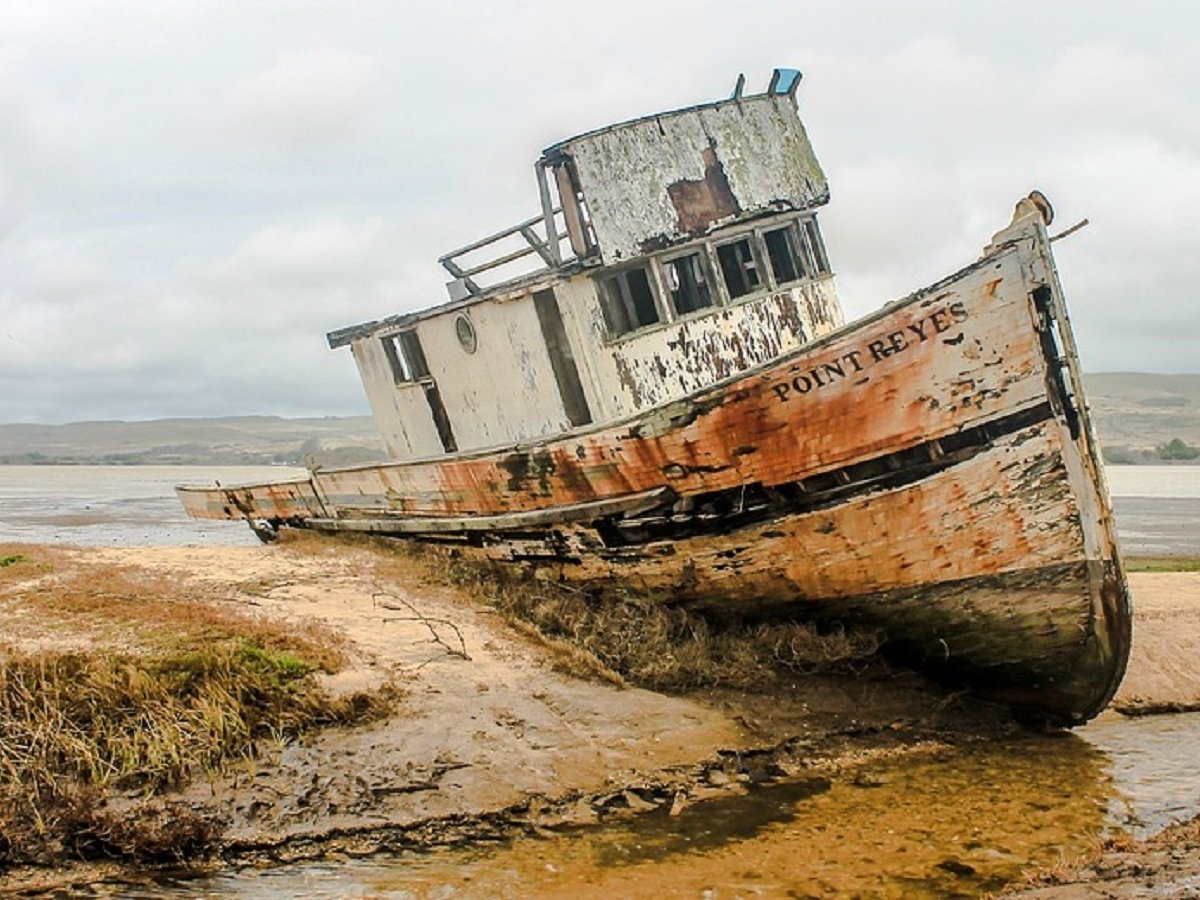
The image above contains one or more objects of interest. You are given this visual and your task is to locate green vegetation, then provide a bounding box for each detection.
[1102,437,1200,464]
[0,545,395,867]
[1124,556,1200,573]
[0,555,23,568]
[1156,437,1200,461]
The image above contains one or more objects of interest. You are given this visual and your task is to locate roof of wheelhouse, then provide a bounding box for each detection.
[328,69,827,349]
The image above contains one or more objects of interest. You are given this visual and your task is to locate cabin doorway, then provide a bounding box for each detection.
[533,288,592,428]
[382,329,458,453]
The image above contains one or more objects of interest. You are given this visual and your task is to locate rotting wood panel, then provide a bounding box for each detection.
[550,275,843,423]
[552,94,828,264]
[463,422,1082,599]
[440,420,1124,722]
[176,479,326,522]
[350,339,445,460]
[313,235,1045,519]
[350,294,577,459]
[600,281,842,412]
[177,214,1130,724]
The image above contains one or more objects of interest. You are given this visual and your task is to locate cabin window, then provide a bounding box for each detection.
[382,330,430,384]
[599,266,660,337]
[664,251,715,315]
[716,237,762,299]
[763,224,808,286]
[454,313,478,353]
[803,218,831,274]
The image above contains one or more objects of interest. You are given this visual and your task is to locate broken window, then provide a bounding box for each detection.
[716,237,762,299]
[664,251,715,315]
[763,224,809,286]
[599,266,660,337]
[803,218,831,275]
[382,330,430,384]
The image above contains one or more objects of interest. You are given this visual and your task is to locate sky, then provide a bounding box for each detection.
[2,0,1198,424]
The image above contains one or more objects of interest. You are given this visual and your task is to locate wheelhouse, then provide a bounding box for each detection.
[327,70,844,462]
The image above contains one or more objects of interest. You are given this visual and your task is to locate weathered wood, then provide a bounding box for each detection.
[176,478,326,521]
[307,487,673,535]
[314,239,1044,519]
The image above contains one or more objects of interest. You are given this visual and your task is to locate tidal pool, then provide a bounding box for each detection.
[119,712,1200,899]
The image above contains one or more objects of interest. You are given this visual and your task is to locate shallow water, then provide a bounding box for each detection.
[116,713,1200,899]
[0,465,306,546]
[1106,465,1200,555]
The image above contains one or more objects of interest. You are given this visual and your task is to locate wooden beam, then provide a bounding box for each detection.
[308,486,674,535]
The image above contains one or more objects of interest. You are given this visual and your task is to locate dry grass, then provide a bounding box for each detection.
[0,544,395,867]
[306,533,885,693]
[485,580,883,691]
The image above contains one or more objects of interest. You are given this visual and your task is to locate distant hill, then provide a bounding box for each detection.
[0,416,385,466]
[1083,373,1200,458]
[1,373,1197,466]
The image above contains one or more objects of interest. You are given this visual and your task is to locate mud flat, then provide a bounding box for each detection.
[1001,817,1200,899]
[2,540,1200,894]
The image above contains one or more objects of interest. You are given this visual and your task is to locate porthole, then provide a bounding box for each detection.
[455,313,477,354]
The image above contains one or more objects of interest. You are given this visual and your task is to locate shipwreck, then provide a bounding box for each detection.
[179,69,1131,725]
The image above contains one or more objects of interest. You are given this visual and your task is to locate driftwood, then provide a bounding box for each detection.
[372,590,470,663]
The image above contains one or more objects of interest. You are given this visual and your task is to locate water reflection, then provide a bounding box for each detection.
[1081,711,1200,837]
[168,730,1118,899]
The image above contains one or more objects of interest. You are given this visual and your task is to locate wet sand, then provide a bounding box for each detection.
[3,540,1199,894]
[1110,571,1200,715]
[73,540,1005,855]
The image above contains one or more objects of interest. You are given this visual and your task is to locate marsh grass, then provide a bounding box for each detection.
[301,532,885,693]
[1125,555,1200,573]
[483,576,883,691]
[0,544,394,866]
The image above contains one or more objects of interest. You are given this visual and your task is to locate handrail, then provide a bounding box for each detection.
[438,207,574,295]
[438,210,554,261]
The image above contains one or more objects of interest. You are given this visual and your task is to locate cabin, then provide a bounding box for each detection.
[326,70,845,462]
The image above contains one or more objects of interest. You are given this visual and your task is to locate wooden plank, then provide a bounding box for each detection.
[308,486,674,535]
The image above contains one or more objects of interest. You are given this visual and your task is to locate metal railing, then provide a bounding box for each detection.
[438,207,573,297]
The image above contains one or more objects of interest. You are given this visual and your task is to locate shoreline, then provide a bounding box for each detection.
[2,539,1199,893]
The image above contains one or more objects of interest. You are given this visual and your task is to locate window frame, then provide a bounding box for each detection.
[593,212,832,343]
[597,263,663,339]
[714,233,767,301]
[382,329,430,385]
[801,216,831,275]
[760,221,809,288]
[659,247,718,317]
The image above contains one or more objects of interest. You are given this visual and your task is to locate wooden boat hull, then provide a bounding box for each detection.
[178,215,1131,725]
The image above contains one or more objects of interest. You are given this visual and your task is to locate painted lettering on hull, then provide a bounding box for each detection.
[771,301,969,403]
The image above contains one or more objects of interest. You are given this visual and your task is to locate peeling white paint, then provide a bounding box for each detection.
[560,94,828,264]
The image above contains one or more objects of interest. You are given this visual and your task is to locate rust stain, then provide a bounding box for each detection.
[309,253,1046,522]
[665,146,741,236]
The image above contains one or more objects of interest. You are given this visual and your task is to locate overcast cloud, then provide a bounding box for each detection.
[1,0,1197,423]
